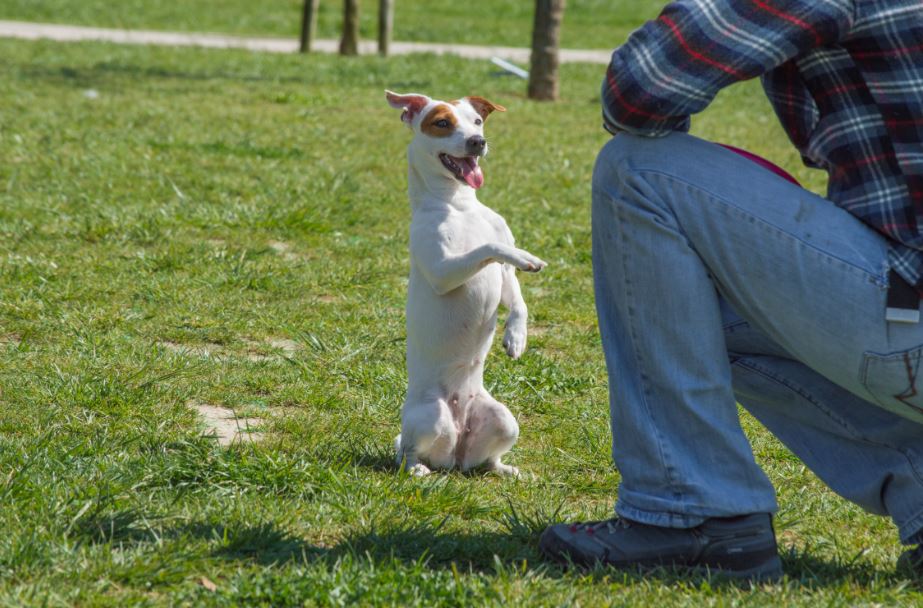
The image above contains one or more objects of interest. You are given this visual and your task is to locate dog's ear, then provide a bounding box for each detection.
[385,90,431,125]
[466,96,506,120]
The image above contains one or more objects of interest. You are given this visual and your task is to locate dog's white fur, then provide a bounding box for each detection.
[386,90,546,477]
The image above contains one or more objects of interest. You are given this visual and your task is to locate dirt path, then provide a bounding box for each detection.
[0,19,611,64]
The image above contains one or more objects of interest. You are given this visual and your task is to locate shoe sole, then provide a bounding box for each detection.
[688,556,783,583]
[539,532,783,583]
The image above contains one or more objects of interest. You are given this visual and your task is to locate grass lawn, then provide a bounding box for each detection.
[0,32,919,607]
[0,0,668,50]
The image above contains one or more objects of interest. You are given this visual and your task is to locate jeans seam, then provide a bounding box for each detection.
[614,198,680,492]
[733,357,923,487]
[859,346,923,420]
[616,502,708,528]
[734,358,861,438]
[722,319,749,333]
[634,168,888,289]
[901,508,923,544]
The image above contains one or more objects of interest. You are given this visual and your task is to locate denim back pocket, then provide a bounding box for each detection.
[861,346,923,424]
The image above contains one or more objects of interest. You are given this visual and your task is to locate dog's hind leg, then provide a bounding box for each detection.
[397,397,457,476]
[459,394,520,476]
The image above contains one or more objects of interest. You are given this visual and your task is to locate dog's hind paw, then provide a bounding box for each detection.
[492,463,520,478]
[407,463,432,477]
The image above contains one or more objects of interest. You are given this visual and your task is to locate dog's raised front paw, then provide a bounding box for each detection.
[504,248,547,273]
[502,325,527,359]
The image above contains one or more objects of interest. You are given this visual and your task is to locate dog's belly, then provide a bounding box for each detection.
[406,263,502,384]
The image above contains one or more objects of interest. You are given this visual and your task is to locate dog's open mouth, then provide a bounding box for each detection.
[439,153,484,190]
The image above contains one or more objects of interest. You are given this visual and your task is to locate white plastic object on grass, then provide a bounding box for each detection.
[490,57,528,79]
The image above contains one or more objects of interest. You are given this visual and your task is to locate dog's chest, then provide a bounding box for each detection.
[439,207,499,253]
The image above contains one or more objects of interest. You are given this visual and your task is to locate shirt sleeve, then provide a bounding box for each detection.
[601,0,854,137]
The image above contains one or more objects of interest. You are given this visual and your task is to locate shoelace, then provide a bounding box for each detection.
[570,518,632,535]
[596,519,631,534]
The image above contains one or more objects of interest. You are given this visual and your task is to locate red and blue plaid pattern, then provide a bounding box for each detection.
[602,1,923,289]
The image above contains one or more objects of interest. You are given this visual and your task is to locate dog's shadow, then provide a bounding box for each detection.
[315,442,507,478]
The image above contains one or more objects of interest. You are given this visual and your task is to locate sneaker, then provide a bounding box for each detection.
[538,513,782,581]
[897,545,922,577]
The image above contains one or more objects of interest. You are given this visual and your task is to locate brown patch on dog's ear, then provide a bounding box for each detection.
[385,90,431,124]
[466,96,506,120]
[420,104,458,138]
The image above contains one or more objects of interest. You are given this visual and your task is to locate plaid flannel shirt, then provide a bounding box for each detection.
[601,1,923,290]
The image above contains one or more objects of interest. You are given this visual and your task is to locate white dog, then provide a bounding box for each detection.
[385,90,546,477]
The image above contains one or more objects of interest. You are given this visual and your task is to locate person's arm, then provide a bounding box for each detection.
[602,0,854,137]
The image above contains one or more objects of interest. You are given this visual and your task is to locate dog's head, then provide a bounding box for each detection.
[385,90,505,190]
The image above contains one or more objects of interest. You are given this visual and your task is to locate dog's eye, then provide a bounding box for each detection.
[475,118,483,126]
[435,119,450,128]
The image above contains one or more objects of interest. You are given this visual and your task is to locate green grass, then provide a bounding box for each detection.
[0,0,667,49]
[0,36,917,606]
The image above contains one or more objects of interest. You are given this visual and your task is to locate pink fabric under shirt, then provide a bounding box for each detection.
[717,143,801,187]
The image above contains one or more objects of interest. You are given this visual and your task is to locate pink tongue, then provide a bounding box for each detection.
[460,157,484,189]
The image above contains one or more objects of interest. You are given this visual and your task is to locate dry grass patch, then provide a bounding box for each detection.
[267,240,301,262]
[158,340,225,358]
[0,334,22,346]
[243,337,300,362]
[191,402,265,446]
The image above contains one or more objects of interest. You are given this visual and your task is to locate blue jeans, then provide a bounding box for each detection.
[592,132,923,545]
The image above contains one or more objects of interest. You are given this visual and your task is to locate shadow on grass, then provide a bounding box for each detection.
[67,503,322,566]
[70,504,917,590]
[348,449,399,473]
[779,545,913,588]
[183,512,915,591]
[187,521,325,565]
[327,522,911,590]
[71,506,163,546]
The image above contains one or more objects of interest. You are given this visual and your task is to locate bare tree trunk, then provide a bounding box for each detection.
[528,0,566,101]
[340,0,360,55]
[378,0,394,56]
[299,0,320,53]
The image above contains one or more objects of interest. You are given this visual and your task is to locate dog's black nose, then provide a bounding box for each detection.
[466,135,486,155]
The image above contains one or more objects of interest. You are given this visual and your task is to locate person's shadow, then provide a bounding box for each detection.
[182,511,914,591]
[64,458,915,590]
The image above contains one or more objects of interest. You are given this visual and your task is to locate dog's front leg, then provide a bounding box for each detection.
[500,264,529,359]
[414,242,546,296]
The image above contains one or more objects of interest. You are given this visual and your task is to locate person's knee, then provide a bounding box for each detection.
[592,132,679,197]
[592,133,666,219]
[593,133,638,184]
